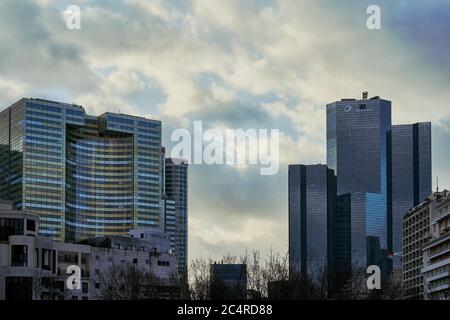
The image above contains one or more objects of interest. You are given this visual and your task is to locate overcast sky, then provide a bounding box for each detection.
[1,0,449,262]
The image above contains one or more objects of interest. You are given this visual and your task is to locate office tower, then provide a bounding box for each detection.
[326,95,392,196]
[421,190,450,300]
[326,95,391,275]
[165,158,188,277]
[288,164,336,281]
[0,98,162,242]
[210,263,247,300]
[334,192,389,281]
[387,123,432,269]
[162,195,176,254]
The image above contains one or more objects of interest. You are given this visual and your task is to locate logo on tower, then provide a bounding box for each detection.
[344,105,353,113]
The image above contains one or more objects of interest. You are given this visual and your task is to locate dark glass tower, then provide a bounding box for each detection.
[326,96,392,196]
[387,122,432,268]
[165,158,188,278]
[288,164,336,281]
[0,98,162,242]
[327,95,392,280]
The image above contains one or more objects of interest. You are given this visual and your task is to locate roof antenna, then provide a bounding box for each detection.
[436,177,439,193]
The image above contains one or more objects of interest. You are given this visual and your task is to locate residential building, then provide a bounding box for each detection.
[422,190,450,300]
[402,194,434,299]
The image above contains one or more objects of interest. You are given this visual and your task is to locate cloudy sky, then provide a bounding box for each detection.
[1,0,449,262]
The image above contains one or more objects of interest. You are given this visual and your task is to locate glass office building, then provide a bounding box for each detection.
[335,192,387,269]
[0,98,162,242]
[288,164,336,281]
[165,158,188,277]
[387,122,432,268]
[327,95,391,279]
[326,96,392,196]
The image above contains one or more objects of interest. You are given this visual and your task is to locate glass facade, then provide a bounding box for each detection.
[162,195,176,254]
[164,158,188,277]
[288,164,335,281]
[327,96,392,281]
[335,192,387,272]
[326,98,392,196]
[0,98,162,242]
[387,122,432,268]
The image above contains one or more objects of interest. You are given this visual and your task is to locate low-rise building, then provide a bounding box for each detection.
[210,262,247,300]
[0,201,180,300]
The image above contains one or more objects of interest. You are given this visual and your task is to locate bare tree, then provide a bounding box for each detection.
[189,249,289,300]
[94,263,155,300]
[188,257,213,300]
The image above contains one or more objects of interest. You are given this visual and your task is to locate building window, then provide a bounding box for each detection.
[133,258,138,264]
[42,249,51,270]
[26,220,36,232]
[0,218,24,241]
[11,245,28,267]
[82,282,88,294]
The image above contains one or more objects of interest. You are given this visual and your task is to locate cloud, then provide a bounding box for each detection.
[0,0,449,262]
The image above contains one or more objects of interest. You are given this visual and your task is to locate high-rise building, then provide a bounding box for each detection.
[165,158,188,277]
[327,95,392,279]
[288,164,336,282]
[0,98,162,242]
[334,192,389,281]
[326,95,392,196]
[162,195,177,254]
[387,123,432,269]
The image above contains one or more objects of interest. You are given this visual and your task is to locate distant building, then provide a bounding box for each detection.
[421,190,450,300]
[210,263,247,300]
[387,123,432,270]
[0,202,179,300]
[164,158,188,277]
[288,164,335,284]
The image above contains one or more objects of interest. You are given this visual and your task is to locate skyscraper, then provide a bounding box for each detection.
[326,95,392,196]
[288,164,336,281]
[327,94,392,280]
[334,192,389,280]
[0,98,162,242]
[387,122,432,269]
[165,158,188,277]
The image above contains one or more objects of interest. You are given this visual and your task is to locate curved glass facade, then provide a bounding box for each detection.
[65,124,134,241]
